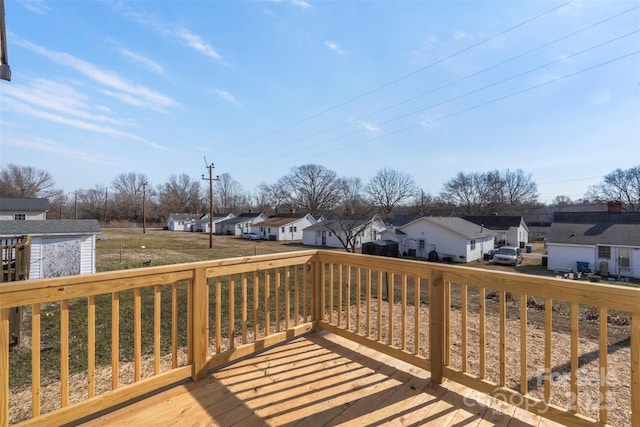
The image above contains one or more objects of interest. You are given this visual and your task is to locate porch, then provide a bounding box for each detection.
[1,250,639,426]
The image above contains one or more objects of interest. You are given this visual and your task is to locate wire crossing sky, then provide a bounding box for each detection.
[1,0,638,203]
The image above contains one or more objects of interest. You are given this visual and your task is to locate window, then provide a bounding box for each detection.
[470,239,476,250]
[418,239,425,250]
[281,227,285,232]
[317,230,321,237]
[14,214,26,220]
[619,248,630,267]
[598,246,611,259]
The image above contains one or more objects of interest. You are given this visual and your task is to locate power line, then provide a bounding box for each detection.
[232,49,639,176]
[217,0,575,155]
[225,29,639,172]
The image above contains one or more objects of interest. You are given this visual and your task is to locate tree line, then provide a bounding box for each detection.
[0,163,638,224]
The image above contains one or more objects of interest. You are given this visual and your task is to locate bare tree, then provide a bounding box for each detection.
[76,186,108,220]
[280,164,342,217]
[502,169,538,207]
[214,173,247,212]
[365,168,417,219]
[0,164,60,198]
[157,174,202,214]
[110,172,151,222]
[586,165,640,211]
[440,171,487,214]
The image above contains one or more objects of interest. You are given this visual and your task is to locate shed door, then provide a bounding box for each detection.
[41,238,81,278]
[321,231,327,245]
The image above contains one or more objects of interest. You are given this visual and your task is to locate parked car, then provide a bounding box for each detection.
[492,246,522,266]
[241,232,261,240]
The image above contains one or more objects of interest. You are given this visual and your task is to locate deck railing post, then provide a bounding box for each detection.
[429,268,445,384]
[1,308,8,427]
[191,267,209,381]
[312,254,322,328]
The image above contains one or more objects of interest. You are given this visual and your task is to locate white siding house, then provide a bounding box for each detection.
[194,213,235,233]
[215,212,269,236]
[251,213,316,241]
[396,217,495,262]
[165,213,200,231]
[463,216,529,247]
[0,220,101,280]
[0,197,49,220]
[546,204,640,278]
[302,216,386,249]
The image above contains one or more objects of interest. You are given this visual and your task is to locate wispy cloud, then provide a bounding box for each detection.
[117,48,166,75]
[113,4,223,62]
[2,97,166,150]
[22,0,49,14]
[291,0,312,9]
[3,135,120,164]
[211,88,242,106]
[349,118,380,132]
[14,37,179,110]
[453,30,467,41]
[2,79,136,127]
[324,41,347,56]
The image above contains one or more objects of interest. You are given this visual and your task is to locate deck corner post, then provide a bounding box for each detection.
[312,253,322,328]
[1,308,8,427]
[429,269,445,384]
[632,312,640,426]
[191,267,209,381]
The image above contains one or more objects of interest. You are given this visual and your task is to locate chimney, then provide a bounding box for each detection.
[290,207,296,215]
[607,201,622,213]
[345,207,355,215]
[248,209,253,214]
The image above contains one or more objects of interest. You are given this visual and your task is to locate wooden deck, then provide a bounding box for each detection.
[79,332,563,427]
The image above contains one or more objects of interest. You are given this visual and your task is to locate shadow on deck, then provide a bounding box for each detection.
[78,332,561,427]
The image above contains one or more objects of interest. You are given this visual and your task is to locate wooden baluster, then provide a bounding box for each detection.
[191,268,208,381]
[429,269,445,384]
[154,286,161,375]
[479,287,486,379]
[275,269,281,333]
[570,302,578,412]
[329,264,334,325]
[415,277,420,356]
[544,297,552,403]
[337,264,343,328]
[632,312,640,426]
[171,284,177,369]
[110,292,120,390]
[599,307,608,424]
[294,265,299,327]
[356,267,361,335]
[242,273,248,344]
[32,303,40,416]
[366,269,371,337]
[401,275,407,351]
[285,267,291,330]
[61,299,70,403]
[388,272,394,346]
[215,277,221,353]
[253,272,259,339]
[265,271,270,334]
[461,284,467,373]
[134,289,141,382]
[499,290,506,387]
[229,276,235,349]
[520,294,528,396]
[88,296,96,396]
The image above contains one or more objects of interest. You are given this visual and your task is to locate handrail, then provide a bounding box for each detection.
[1,249,639,426]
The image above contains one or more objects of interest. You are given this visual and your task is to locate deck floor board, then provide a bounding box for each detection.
[78,332,557,427]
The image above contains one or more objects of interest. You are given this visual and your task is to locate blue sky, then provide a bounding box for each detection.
[1,0,639,204]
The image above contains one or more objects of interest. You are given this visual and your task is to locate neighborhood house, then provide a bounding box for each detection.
[546,201,640,279]
[302,216,386,249]
[462,215,529,248]
[0,197,49,220]
[215,212,269,236]
[251,211,316,241]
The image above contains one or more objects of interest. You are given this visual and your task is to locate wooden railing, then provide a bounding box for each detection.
[1,250,639,426]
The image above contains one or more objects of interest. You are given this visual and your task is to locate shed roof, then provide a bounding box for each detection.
[0,197,50,212]
[462,215,525,230]
[0,220,101,237]
[401,217,495,240]
[253,213,310,227]
[217,212,265,225]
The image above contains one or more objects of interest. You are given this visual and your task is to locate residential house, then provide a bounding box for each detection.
[393,216,495,262]
[215,212,269,236]
[0,219,101,279]
[0,197,49,220]
[194,213,235,233]
[251,212,316,241]
[165,213,200,231]
[463,215,529,247]
[302,216,386,249]
[546,201,640,278]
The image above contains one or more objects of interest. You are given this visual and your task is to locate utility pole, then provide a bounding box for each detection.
[142,180,148,234]
[74,191,78,220]
[103,187,108,223]
[202,160,219,249]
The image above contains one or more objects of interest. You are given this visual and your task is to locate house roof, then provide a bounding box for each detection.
[0,197,50,212]
[304,216,378,231]
[385,215,421,227]
[462,215,525,231]
[167,213,199,221]
[217,212,265,225]
[548,211,640,246]
[253,213,311,227]
[0,220,101,237]
[401,217,495,240]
